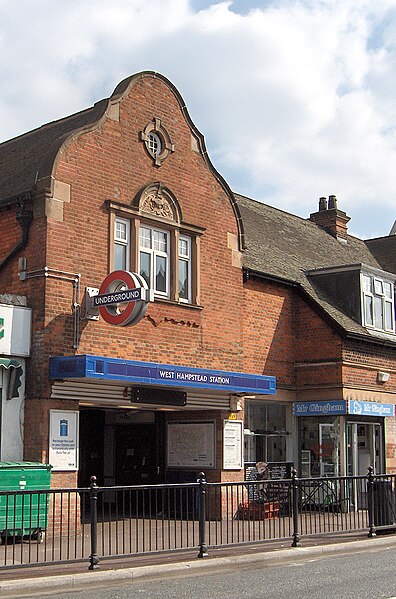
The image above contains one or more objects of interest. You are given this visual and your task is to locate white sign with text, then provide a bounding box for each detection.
[49,410,79,471]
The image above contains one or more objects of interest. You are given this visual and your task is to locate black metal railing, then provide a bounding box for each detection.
[0,469,395,570]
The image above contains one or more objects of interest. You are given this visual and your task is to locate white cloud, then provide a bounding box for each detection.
[0,0,395,237]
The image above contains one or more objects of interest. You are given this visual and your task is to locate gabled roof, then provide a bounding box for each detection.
[0,71,244,249]
[236,193,396,344]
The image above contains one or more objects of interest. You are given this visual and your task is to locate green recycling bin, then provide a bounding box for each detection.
[0,462,52,543]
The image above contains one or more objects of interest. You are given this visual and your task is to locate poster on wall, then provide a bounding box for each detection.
[49,410,79,471]
[223,420,243,470]
[167,421,215,469]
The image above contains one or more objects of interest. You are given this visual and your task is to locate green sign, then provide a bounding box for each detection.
[0,317,4,340]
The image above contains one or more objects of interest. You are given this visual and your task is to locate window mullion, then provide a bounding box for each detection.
[172,230,178,302]
[130,218,140,273]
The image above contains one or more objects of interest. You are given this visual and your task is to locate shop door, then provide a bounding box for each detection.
[347,422,383,509]
[347,422,383,476]
[115,424,158,486]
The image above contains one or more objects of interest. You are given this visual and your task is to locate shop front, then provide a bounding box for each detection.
[49,355,276,487]
[295,400,394,479]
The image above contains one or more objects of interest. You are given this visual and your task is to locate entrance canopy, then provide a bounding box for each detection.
[49,355,276,410]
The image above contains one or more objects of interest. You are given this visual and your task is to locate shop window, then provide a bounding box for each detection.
[110,183,202,305]
[244,400,291,465]
[299,417,340,477]
[361,273,395,333]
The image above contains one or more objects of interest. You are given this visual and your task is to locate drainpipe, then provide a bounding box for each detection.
[0,192,33,273]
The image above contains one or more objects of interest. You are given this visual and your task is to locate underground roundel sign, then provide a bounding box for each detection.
[94,270,150,326]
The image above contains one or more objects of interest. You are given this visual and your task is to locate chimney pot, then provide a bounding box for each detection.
[328,195,337,210]
[319,197,328,211]
[309,195,350,242]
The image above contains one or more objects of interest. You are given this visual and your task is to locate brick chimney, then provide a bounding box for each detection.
[309,195,350,243]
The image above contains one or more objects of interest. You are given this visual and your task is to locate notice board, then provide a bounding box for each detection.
[167,421,216,469]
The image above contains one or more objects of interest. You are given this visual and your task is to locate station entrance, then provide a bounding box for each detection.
[78,408,165,488]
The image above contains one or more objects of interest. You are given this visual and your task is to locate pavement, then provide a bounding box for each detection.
[1,531,396,597]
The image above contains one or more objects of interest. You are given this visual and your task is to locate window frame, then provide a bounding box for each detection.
[111,212,201,306]
[139,225,170,298]
[361,272,395,333]
[113,217,131,272]
[178,235,192,303]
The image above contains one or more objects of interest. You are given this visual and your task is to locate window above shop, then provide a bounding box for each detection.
[307,264,396,336]
[109,183,204,306]
[361,272,395,333]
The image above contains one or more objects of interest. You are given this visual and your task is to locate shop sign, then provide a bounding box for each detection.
[348,400,395,417]
[95,270,152,326]
[49,410,79,471]
[0,304,32,357]
[293,401,347,417]
[294,400,395,418]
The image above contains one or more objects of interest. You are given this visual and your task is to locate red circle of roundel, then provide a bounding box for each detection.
[98,270,138,326]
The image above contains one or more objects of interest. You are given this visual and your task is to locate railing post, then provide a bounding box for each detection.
[197,472,208,558]
[367,466,376,538]
[291,468,300,547]
[88,475,100,570]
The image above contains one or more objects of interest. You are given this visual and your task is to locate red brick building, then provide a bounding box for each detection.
[239,194,396,477]
[0,71,395,494]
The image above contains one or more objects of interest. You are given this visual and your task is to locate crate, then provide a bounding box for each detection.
[237,501,280,520]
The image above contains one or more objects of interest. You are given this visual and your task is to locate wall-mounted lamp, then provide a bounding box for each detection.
[377,371,390,383]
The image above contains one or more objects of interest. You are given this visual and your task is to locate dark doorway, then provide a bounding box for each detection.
[114,424,158,486]
[78,408,164,488]
[78,409,105,487]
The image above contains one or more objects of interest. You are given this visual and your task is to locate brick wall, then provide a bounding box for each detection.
[343,339,396,393]
[243,278,295,386]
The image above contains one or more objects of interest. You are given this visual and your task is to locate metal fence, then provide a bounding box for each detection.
[0,468,395,570]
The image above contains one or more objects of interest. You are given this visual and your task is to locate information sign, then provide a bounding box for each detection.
[49,410,79,471]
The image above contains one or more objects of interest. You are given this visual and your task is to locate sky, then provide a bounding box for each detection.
[1,0,396,240]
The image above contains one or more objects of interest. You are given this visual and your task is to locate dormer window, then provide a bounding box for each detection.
[361,273,395,333]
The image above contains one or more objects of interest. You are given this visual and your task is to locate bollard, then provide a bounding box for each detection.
[197,472,208,558]
[367,466,376,538]
[88,475,100,570]
[291,468,300,547]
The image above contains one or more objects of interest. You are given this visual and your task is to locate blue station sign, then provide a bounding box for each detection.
[50,355,276,395]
